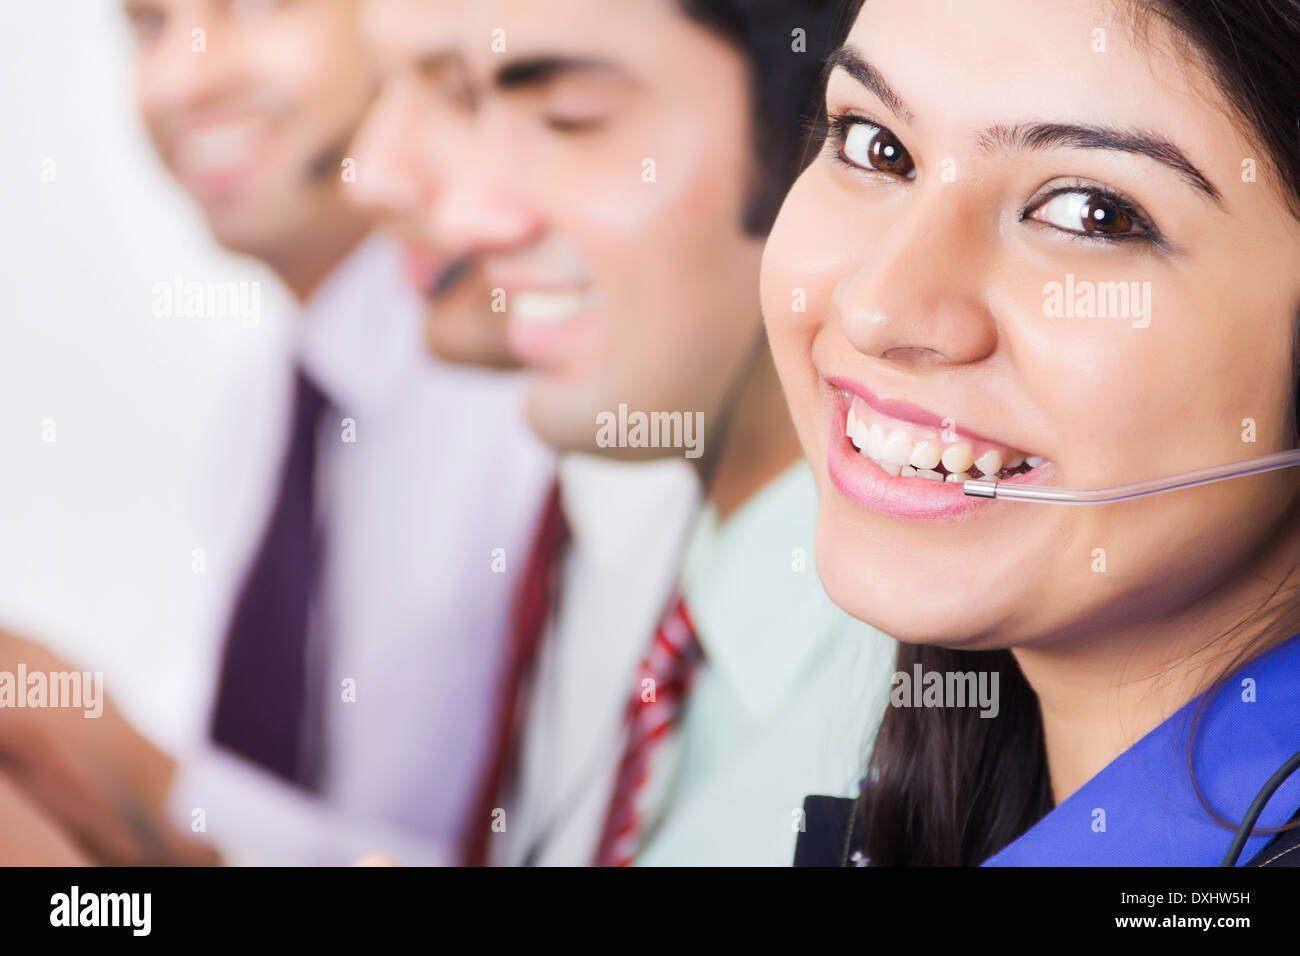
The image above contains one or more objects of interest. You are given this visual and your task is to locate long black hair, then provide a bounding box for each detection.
[823,0,1300,866]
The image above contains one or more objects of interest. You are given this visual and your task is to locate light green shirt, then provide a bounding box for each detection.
[635,461,897,866]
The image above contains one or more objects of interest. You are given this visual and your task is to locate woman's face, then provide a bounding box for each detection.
[762,0,1300,650]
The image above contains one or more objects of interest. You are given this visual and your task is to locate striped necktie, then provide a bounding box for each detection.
[460,481,570,865]
[593,594,704,867]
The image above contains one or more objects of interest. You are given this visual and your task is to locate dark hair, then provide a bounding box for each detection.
[832,0,1300,866]
[676,0,847,235]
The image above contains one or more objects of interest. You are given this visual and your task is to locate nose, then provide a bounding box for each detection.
[348,83,426,224]
[432,122,545,259]
[834,185,998,369]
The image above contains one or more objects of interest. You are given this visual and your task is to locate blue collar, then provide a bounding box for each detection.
[984,633,1300,866]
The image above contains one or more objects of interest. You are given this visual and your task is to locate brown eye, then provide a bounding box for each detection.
[1078,196,1133,234]
[1028,190,1148,240]
[841,121,915,179]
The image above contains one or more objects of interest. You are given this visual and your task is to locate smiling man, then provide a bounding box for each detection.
[126,0,550,864]
[383,0,898,866]
[345,0,704,867]
[0,0,550,866]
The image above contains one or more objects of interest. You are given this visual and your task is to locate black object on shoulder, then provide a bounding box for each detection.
[1226,748,1300,866]
[793,794,862,867]
[793,746,1300,867]
[1246,816,1300,867]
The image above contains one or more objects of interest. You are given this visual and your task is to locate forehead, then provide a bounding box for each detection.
[460,0,704,88]
[847,0,1265,196]
[845,0,1221,131]
[361,0,472,55]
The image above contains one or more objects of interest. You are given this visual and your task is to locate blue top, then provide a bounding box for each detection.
[984,632,1300,866]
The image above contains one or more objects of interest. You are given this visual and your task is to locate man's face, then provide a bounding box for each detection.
[349,0,514,367]
[446,0,766,455]
[125,0,374,259]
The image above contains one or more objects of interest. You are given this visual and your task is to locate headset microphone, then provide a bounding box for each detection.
[963,447,1300,504]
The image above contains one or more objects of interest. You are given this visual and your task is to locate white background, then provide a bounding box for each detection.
[0,2,297,749]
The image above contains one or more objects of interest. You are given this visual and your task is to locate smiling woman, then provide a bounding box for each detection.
[762,0,1300,866]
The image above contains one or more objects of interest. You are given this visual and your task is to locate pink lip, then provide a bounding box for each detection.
[402,245,448,296]
[825,387,1056,521]
[508,313,598,370]
[826,375,1009,448]
[182,164,257,203]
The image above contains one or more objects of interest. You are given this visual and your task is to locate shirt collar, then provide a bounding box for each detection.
[295,232,425,422]
[556,453,700,569]
[681,460,867,723]
[985,632,1300,866]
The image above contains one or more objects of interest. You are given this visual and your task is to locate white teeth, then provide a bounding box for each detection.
[941,441,974,474]
[847,403,1040,483]
[908,440,942,470]
[853,418,871,453]
[881,428,914,465]
[974,449,1004,477]
[511,290,589,326]
[866,423,886,459]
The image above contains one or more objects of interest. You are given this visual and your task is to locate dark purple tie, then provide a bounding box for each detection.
[211,369,328,787]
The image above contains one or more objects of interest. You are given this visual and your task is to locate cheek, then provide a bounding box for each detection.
[135,59,172,156]
[555,164,739,281]
[762,172,854,393]
[1000,273,1296,486]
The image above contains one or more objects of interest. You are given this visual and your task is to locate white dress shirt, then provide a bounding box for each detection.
[497,453,702,866]
[167,234,554,865]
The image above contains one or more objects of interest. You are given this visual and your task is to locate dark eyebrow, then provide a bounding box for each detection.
[825,44,913,124]
[980,122,1223,205]
[827,44,1224,207]
[493,55,622,91]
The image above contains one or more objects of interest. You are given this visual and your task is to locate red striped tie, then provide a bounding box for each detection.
[460,481,569,866]
[593,594,703,867]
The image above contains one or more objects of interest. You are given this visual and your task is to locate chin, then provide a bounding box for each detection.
[525,370,648,456]
[524,389,598,456]
[813,508,1017,649]
[205,214,282,261]
[422,322,518,370]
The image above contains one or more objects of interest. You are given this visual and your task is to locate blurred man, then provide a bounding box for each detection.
[347,0,703,865]
[344,0,515,369]
[358,0,896,866]
[0,0,550,865]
